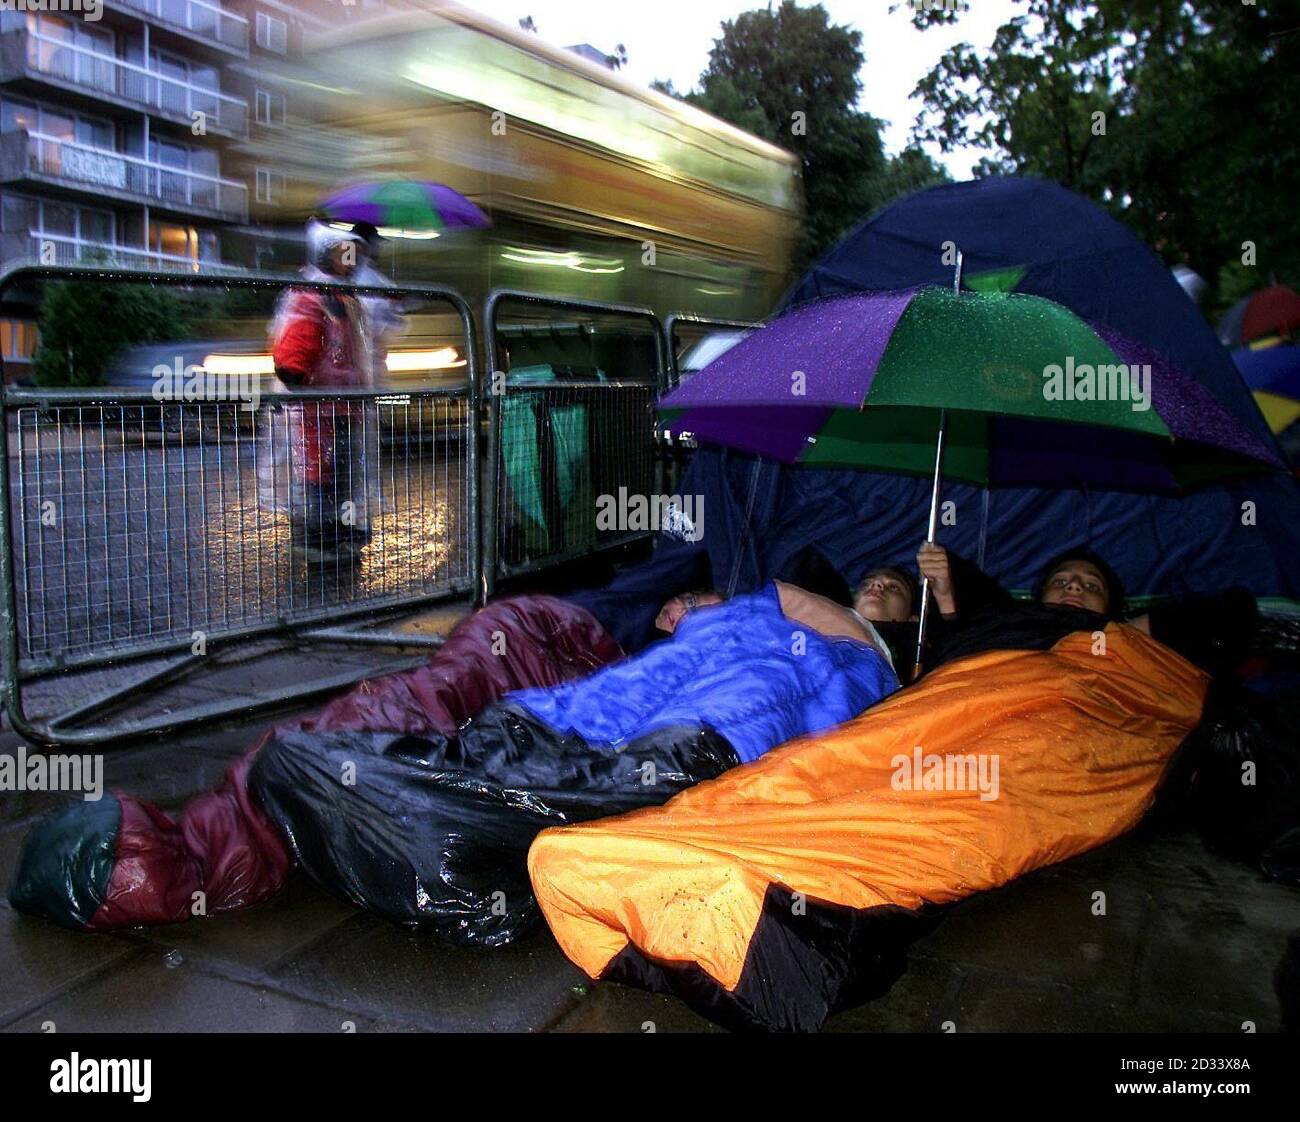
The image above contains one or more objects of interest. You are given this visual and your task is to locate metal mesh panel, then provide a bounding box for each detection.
[7,391,472,673]
[494,382,656,575]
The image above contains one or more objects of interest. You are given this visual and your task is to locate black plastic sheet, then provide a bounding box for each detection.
[249,703,739,946]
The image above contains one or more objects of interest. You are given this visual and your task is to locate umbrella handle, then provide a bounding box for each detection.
[914,242,959,683]
[912,409,947,681]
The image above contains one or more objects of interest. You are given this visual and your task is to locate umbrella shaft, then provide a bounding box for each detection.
[914,409,948,680]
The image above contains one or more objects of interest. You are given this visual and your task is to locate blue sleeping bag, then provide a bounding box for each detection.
[508,582,899,763]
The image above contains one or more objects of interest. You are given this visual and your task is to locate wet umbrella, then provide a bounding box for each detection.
[1217,284,1300,347]
[321,179,490,236]
[661,281,1283,676]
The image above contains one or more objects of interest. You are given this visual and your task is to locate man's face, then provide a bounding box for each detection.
[1040,560,1109,613]
[854,570,912,622]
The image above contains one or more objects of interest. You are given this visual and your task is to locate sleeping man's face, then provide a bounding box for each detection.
[854,568,913,622]
[1040,559,1110,614]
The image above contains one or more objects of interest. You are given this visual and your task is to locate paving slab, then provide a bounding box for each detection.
[127,871,360,977]
[0,903,141,1026]
[913,863,1148,1002]
[2,952,384,1034]
[269,917,586,1032]
[551,982,723,1033]
[825,953,966,1033]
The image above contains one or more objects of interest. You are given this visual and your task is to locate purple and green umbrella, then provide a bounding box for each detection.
[321,179,490,235]
[660,285,1283,676]
[661,286,1281,492]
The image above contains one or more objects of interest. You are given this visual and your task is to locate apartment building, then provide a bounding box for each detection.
[0,0,398,376]
[0,0,252,375]
[0,1,254,276]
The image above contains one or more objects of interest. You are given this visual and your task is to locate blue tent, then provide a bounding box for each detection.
[571,178,1300,652]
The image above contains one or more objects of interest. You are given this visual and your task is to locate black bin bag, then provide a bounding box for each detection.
[248,702,738,947]
[1163,683,1300,886]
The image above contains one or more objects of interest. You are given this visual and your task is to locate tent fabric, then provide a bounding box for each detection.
[631,445,1290,619]
[737,177,1300,603]
[528,622,1209,1032]
[570,181,1300,644]
[8,595,623,932]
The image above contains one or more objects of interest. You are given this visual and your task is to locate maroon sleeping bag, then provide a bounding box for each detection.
[8,596,623,931]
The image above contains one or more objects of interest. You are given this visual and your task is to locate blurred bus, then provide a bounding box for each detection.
[240,0,800,366]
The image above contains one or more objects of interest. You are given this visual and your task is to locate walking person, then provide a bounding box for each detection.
[271,219,376,563]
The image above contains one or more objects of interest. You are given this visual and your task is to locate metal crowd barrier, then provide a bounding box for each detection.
[0,266,479,746]
[481,290,666,598]
[0,269,760,747]
[661,312,760,391]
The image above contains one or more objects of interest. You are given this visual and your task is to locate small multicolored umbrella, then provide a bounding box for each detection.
[321,179,489,236]
[1217,284,1300,347]
[660,283,1283,676]
[1233,344,1300,434]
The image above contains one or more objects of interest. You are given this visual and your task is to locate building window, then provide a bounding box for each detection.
[0,96,113,149]
[7,195,117,257]
[255,167,286,204]
[148,137,220,177]
[149,220,201,262]
[1,319,39,362]
[255,12,287,54]
[0,192,38,234]
[254,89,285,126]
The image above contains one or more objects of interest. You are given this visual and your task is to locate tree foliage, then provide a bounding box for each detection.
[33,282,193,387]
[678,2,892,269]
[910,0,1300,311]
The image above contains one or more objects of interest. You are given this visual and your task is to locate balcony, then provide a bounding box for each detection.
[0,131,248,223]
[0,29,248,138]
[7,231,245,275]
[109,0,248,57]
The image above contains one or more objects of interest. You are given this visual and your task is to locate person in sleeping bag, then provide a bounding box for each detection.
[528,549,1262,1033]
[247,578,901,946]
[656,541,927,637]
[914,544,1254,682]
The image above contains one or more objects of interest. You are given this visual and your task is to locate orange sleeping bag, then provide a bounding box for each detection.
[528,623,1208,1031]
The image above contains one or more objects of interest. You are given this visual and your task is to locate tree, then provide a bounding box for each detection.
[606,43,628,70]
[872,147,950,212]
[909,0,1300,313]
[33,281,193,387]
[682,1,890,270]
[518,15,537,33]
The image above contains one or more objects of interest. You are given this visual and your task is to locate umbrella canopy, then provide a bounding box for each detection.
[662,287,1282,492]
[321,179,489,234]
[1234,343,1300,396]
[1233,345,1300,434]
[1218,284,1300,347]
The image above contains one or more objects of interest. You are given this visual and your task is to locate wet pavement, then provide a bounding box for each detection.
[1,619,1297,1033]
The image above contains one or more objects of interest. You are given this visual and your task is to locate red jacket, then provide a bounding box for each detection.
[271,281,372,388]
